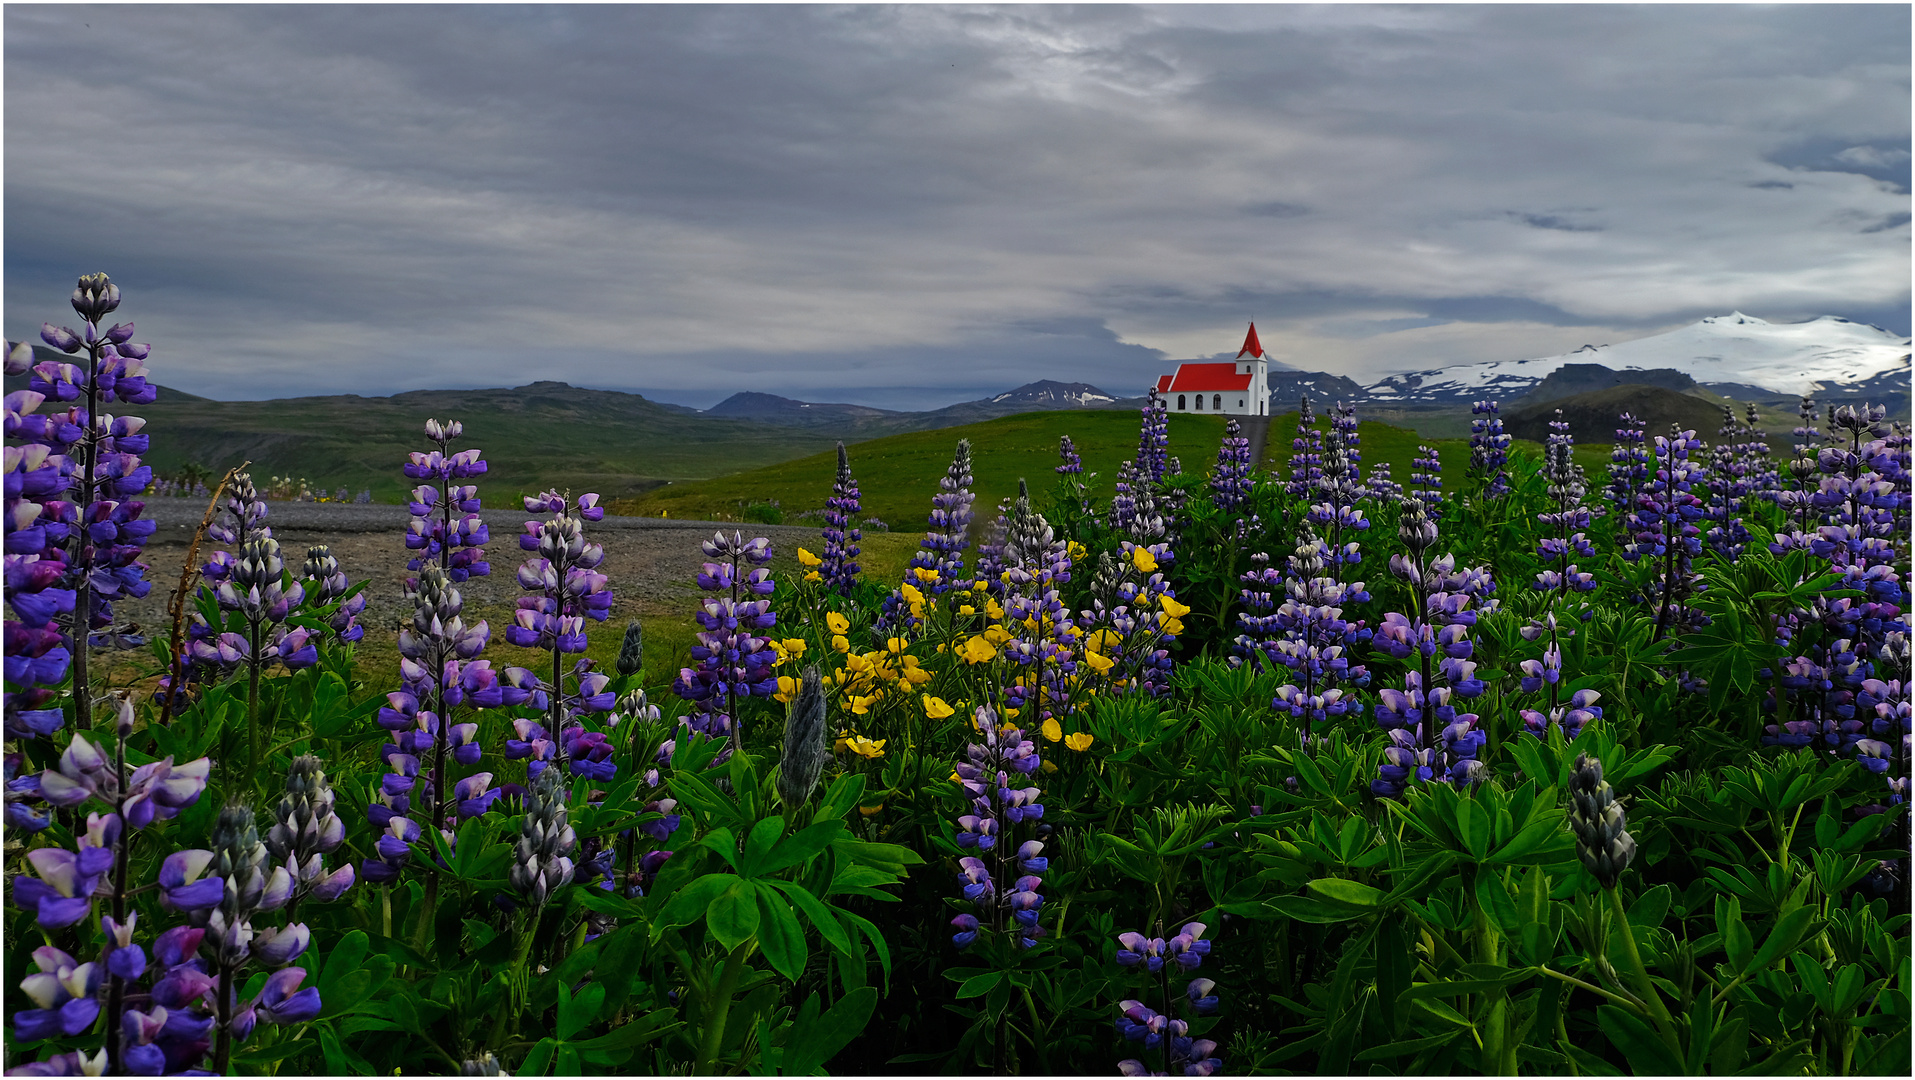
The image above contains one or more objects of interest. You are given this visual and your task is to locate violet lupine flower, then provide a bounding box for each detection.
[998,482,1079,726]
[226,967,322,1043]
[301,545,365,644]
[1285,396,1323,500]
[510,763,577,908]
[16,276,160,706]
[1606,412,1650,544]
[1136,393,1170,485]
[1364,461,1403,509]
[1468,401,1512,500]
[1371,502,1493,797]
[33,732,210,830]
[512,491,617,733]
[1522,410,1604,739]
[12,839,115,929]
[1112,923,1223,1077]
[214,534,319,673]
[390,563,519,835]
[1209,419,1253,516]
[12,944,102,1040]
[4,351,77,742]
[1624,426,1707,641]
[1056,435,1083,476]
[265,755,354,907]
[903,439,977,598]
[950,706,1048,951]
[673,531,777,741]
[1702,405,1755,561]
[1246,525,1370,751]
[1408,444,1445,522]
[403,418,490,588]
[818,443,863,597]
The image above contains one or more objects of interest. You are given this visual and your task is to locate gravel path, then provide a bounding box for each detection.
[123,497,821,643]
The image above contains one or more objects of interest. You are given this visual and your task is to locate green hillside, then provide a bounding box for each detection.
[620,409,1481,529]
[117,380,842,504]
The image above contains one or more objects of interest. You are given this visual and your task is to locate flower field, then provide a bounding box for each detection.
[4,274,1910,1076]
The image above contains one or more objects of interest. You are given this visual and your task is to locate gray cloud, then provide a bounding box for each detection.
[5,3,1908,403]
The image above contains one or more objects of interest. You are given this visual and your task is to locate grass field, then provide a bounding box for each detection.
[610,407,1524,529]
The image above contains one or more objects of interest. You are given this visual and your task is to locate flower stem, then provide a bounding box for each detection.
[1604,885,1681,1059]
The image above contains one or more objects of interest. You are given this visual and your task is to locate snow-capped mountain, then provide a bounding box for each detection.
[1365,314,1911,403]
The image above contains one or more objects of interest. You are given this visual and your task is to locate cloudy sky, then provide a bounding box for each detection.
[5,4,1909,408]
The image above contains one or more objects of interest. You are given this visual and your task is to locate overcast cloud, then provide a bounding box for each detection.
[5,4,1908,407]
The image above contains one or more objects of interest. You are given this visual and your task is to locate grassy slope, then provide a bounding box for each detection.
[123,381,842,505]
[620,409,1488,529]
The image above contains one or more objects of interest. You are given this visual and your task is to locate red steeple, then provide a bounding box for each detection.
[1236,322,1263,359]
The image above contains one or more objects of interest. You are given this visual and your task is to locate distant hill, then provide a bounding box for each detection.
[1503,384,1784,451]
[700,380,1141,440]
[1509,363,1697,408]
[2,363,844,503]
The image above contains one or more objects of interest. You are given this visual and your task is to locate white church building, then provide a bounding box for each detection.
[1153,323,1269,416]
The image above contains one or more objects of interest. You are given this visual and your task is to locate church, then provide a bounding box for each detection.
[1153,323,1269,416]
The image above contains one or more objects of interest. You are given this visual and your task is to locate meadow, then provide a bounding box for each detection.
[5,274,1909,1077]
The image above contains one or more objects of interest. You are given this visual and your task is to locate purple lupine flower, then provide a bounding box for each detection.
[950,705,1048,951]
[881,440,977,631]
[402,418,490,588]
[1285,396,1323,500]
[1606,412,1649,543]
[1468,401,1512,500]
[1111,920,1223,1076]
[1625,426,1707,641]
[1372,516,1493,796]
[673,531,776,741]
[1409,444,1445,522]
[1056,435,1083,476]
[818,443,863,597]
[392,562,499,837]
[1136,392,1170,485]
[1209,419,1253,516]
[996,481,1082,722]
[1520,410,1604,738]
[12,945,102,1040]
[8,277,161,743]
[512,491,618,745]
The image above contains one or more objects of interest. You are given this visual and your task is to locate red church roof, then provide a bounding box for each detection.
[1238,323,1263,359]
[1163,363,1252,393]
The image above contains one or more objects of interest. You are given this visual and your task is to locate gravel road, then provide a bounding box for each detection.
[123,497,822,643]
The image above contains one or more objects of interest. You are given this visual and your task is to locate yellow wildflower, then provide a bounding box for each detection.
[1083,650,1115,675]
[986,599,1004,621]
[885,636,910,655]
[959,604,977,616]
[774,675,799,703]
[798,547,823,567]
[826,612,851,635]
[1041,759,1059,774]
[913,566,940,584]
[960,635,997,664]
[1040,718,1062,742]
[1131,546,1159,573]
[972,579,989,593]
[923,695,955,719]
[1157,612,1185,636]
[983,624,1013,645]
[844,734,887,759]
[804,570,823,583]
[831,635,850,654]
[1067,540,1086,561]
[1065,731,1094,752]
[901,582,925,606]
[858,803,886,817]
[1160,596,1191,619]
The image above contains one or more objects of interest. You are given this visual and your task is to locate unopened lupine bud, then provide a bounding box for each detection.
[1567,753,1635,888]
[460,1052,507,1076]
[615,618,644,677]
[509,765,576,907]
[777,666,828,807]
